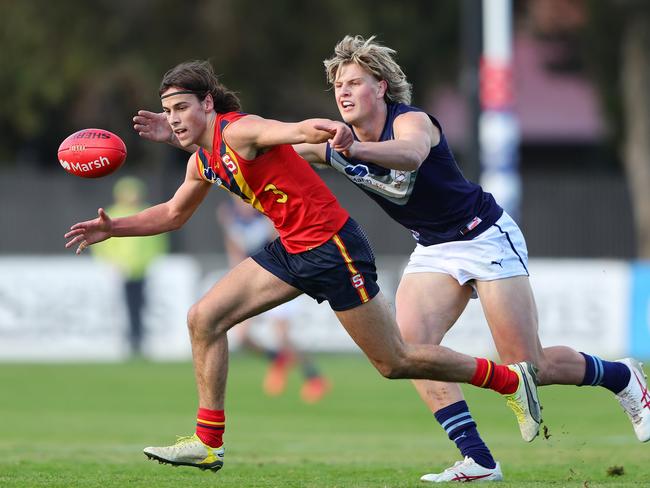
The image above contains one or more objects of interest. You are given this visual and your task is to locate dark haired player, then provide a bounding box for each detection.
[67,60,542,475]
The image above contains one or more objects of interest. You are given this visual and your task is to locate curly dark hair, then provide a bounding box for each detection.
[159,60,241,113]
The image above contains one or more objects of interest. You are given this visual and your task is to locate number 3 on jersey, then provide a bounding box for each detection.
[264,183,288,203]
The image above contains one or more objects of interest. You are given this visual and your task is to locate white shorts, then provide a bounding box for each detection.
[403,212,529,297]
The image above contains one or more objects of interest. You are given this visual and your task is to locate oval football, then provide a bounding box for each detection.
[57,128,127,178]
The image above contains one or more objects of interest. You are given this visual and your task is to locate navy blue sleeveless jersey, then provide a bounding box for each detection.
[325,103,503,246]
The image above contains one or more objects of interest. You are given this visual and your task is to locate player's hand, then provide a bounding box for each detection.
[64,208,113,255]
[133,110,173,144]
[341,140,359,159]
[313,121,354,152]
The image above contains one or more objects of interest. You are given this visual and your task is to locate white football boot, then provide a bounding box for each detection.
[615,358,650,442]
[420,457,503,483]
[505,362,542,442]
[144,434,224,471]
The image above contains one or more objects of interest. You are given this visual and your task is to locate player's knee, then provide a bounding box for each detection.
[374,361,399,379]
[372,353,410,379]
[187,301,232,342]
[187,302,216,339]
[187,303,203,336]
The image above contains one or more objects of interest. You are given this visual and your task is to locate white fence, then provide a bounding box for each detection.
[0,255,643,361]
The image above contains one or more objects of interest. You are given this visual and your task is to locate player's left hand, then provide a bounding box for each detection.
[64,208,113,255]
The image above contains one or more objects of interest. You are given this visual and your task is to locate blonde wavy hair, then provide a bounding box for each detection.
[324,35,412,105]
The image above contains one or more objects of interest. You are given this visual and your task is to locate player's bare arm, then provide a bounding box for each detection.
[346,111,439,171]
[65,155,210,254]
[133,110,199,153]
[293,143,328,165]
[223,115,353,160]
[110,156,210,236]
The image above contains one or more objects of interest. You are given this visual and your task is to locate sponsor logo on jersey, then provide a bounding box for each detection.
[329,150,415,204]
[344,164,369,177]
[460,216,482,236]
[203,165,218,183]
[393,171,407,188]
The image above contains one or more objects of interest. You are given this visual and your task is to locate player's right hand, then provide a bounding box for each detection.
[313,121,353,153]
[64,208,113,255]
[133,110,172,143]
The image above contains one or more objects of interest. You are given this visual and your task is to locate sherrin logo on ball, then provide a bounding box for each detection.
[58,128,127,178]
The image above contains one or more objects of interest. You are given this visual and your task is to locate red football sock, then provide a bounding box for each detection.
[470,358,518,395]
[195,408,225,448]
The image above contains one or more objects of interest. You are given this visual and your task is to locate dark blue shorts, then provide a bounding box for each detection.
[251,218,380,311]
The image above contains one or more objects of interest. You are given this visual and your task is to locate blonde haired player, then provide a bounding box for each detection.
[295,35,650,482]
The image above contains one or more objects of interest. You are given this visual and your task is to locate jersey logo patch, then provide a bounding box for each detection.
[203,165,218,183]
[351,273,365,289]
[329,150,417,206]
[459,216,482,236]
[344,164,369,177]
[222,154,238,174]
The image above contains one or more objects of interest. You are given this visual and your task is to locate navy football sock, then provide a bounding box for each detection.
[579,352,631,394]
[434,400,496,469]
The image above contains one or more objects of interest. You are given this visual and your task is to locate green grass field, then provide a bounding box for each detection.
[1,354,648,487]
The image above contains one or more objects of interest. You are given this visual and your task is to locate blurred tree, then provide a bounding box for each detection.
[0,0,459,168]
[584,1,650,257]
[524,0,650,257]
[618,2,650,258]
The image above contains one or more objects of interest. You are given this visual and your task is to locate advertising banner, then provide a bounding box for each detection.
[0,256,199,361]
[630,262,650,358]
[0,256,635,360]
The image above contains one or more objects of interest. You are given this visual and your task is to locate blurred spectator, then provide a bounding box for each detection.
[92,176,169,356]
[217,198,330,403]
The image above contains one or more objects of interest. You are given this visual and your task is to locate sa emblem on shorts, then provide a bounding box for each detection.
[351,273,365,289]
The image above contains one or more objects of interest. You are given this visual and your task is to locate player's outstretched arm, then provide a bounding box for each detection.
[65,155,210,255]
[343,111,439,171]
[133,110,197,153]
[225,116,353,155]
[293,143,327,165]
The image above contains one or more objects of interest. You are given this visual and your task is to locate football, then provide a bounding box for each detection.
[57,128,127,178]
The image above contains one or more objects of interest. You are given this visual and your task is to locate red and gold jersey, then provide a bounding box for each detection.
[195,111,349,253]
